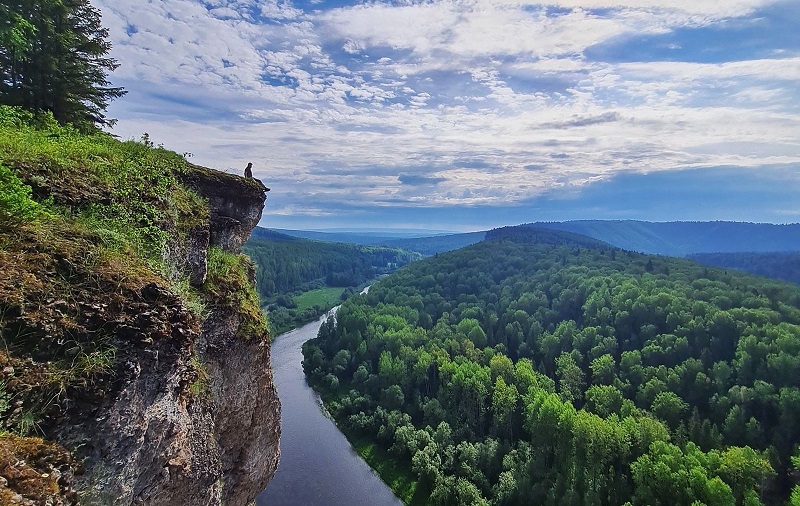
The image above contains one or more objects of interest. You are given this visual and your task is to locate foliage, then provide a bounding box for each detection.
[0,434,76,504]
[189,356,210,399]
[304,227,800,504]
[245,231,418,298]
[689,252,800,286]
[0,106,223,459]
[204,246,268,340]
[0,162,42,225]
[245,230,418,334]
[0,0,126,130]
[528,220,800,256]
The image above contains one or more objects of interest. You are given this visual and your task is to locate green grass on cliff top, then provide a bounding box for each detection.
[0,105,267,446]
[0,106,207,265]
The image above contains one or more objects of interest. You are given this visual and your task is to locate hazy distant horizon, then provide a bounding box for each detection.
[271,218,800,237]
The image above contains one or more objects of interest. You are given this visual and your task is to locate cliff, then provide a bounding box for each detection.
[0,107,280,505]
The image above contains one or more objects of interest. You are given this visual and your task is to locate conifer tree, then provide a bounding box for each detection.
[0,0,125,130]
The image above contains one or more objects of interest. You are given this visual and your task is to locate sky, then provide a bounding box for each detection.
[93,0,800,232]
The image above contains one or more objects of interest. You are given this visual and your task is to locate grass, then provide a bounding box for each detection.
[0,105,263,499]
[204,247,270,341]
[346,432,428,505]
[265,286,347,335]
[294,287,347,312]
[189,356,210,399]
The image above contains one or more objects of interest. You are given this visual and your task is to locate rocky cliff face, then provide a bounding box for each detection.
[1,164,279,505]
[73,168,279,506]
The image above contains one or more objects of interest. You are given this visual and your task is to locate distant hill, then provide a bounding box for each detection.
[688,251,800,285]
[251,227,301,242]
[486,226,613,249]
[377,231,486,255]
[267,228,485,255]
[271,228,452,245]
[265,221,800,259]
[526,220,800,256]
[244,230,419,334]
[244,232,417,297]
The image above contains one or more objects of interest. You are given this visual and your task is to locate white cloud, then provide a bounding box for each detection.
[94,0,800,224]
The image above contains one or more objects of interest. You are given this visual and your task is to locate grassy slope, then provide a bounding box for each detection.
[293,287,347,312]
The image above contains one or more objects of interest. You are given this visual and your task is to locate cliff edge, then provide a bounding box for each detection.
[0,107,280,505]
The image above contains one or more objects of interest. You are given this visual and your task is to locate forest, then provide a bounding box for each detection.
[689,252,800,286]
[528,221,800,257]
[303,226,800,505]
[244,228,419,333]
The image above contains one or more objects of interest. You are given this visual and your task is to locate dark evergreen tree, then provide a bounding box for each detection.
[0,0,125,130]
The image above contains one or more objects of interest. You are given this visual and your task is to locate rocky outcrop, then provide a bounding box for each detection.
[48,165,280,505]
[197,309,280,506]
[180,163,268,253]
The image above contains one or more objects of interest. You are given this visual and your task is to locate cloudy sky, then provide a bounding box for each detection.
[94,0,800,232]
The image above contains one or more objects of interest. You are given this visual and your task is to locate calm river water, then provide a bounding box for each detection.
[256,310,402,506]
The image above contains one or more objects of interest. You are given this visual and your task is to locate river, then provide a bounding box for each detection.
[256,309,402,506]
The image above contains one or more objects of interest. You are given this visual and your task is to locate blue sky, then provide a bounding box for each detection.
[94,0,800,231]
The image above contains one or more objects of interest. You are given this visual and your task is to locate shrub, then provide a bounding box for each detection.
[0,163,41,225]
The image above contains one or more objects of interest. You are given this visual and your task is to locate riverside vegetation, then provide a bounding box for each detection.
[304,226,800,505]
[245,228,418,334]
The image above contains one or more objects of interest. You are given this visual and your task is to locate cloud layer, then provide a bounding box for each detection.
[95,0,800,230]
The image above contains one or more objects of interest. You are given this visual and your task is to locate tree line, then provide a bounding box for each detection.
[244,230,419,298]
[304,228,800,505]
[244,230,419,334]
[0,0,124,130]
[689,252,800,286]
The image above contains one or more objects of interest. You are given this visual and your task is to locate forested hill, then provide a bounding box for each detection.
[379,231,486,256]
[486,226,612,249]
[526,220,800,256]
[689,252,800,286]
[243,229,419,298]
[304,226,800,505]
[270,227,485,256]
[250,226,301,242]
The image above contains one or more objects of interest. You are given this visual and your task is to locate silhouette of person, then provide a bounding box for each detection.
[244,162,253,178]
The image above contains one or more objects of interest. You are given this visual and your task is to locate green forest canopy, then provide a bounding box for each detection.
[304,226,800,505]
[244,228,419,333]
[689,252,800,287]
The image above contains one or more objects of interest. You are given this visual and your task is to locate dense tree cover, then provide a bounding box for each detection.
[529,221,800,256]
[0,0,125,130]
[689,252,800,286]
[379,232,486,256]
[304,228,800,505]
[245,229,418,297]
[244,229,419,333]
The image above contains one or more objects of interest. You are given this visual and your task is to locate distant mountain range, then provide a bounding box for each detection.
[269,228,452,245]
[254,222,800,284]
[270,220,800,257]
[524,220,800,256]
[687,251,800,285]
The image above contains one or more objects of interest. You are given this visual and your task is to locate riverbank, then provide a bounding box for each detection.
[315,391,430,506]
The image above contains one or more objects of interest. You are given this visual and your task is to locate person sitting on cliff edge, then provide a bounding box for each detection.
[243,162,270,192]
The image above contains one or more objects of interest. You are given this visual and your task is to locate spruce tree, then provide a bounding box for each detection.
[0,0,125,130]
